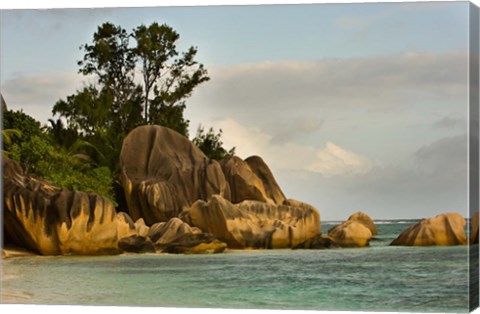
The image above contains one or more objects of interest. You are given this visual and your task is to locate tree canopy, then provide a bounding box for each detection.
[53,22,209,141]
[2,21,236,208]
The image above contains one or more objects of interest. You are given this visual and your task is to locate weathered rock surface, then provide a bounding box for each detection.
[148,217,201,247]
[181,195,320,249]
[221,156,286,204]
[161,233,227,254]
[116,212,138,239]
[471,211,479,244]
[346,211,378,236]
[390,213,467,246]
[118,235,156,253]
[3,156,138,255]
[293,234,340,249]
[328,221,373,247]
[120,125,230,225]
[328,212,376,247]
[134,218,150,237]
[245,156,286,204]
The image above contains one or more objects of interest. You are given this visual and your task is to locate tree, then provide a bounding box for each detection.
[78,22,138,115]
[47,118,79,149]
[53,21,210,173]
[192,126,236,161]
[133,22,209,134]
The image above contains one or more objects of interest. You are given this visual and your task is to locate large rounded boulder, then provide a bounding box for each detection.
[347,211,377,236]
[328,211,376,247]
[181,195,320,249]
[120,125,230,225]
[390,213,467,246]
[3,156,138,255]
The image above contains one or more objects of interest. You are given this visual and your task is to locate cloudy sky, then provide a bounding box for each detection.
[0,1,472,220]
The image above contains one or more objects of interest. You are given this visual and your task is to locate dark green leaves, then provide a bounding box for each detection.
[192,126,236,161]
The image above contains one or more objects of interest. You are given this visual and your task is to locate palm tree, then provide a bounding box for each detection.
[2,129,22,146]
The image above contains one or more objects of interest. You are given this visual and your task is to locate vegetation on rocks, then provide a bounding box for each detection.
[2,21,234,205]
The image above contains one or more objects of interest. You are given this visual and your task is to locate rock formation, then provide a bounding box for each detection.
[134,218,150,237]
[328,212,376,247]
[119,125,321,250]
[390,213,467,246]
[3,156,138,255]
[148,217,200,247]
[471,211,479,244]
[120,125,230,225]
[346,211,377,236]
[293,234,340,249]
[181,195,320,249]
[118,235,156,253]
[244,156,286,205]
[221,156,285,204]
[162,233,227,254]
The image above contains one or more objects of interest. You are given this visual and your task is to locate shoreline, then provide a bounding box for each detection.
[1,247,36,259]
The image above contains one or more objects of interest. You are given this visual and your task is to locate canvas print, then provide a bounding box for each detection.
[0,1,479,313]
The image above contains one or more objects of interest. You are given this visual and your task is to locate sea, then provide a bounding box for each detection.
[0,220,475,313]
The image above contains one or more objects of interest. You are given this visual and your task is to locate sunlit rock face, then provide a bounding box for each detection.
[346,211,378,236]
[327,212,376,247]
[181,195,320,249]
[161,233,227,254]
[3,156,137,255]
[119,125,230,225]
[390,213,467,246]
[146,217,226,254]
[471,211,479,244]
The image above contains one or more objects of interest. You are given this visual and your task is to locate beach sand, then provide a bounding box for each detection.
[1,246,36,259]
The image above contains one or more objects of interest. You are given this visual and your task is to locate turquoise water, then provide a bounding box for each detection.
[0,221,471,312]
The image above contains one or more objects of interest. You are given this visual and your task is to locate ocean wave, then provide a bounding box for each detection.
[322,220,419,225]
[374,220,419,225]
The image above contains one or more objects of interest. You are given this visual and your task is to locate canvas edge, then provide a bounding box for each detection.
[469,1,480,312]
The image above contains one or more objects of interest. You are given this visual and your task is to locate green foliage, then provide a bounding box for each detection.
[10,135,115,202]
[2,108,115,202]
[192,126,236,161]
[149,101,190,137]
[3,109,42,142]
[47,118,79,149]
[2,129,22,146]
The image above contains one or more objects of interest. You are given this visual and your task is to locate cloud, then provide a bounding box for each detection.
[192,50,467,111]
[308,142,374,177]
[215,118,318,172]
[1,72,90,124]
[286,134,468,220]
[414,134,467,178]
[187,50,468,147]
[433,116,466,129]
[269,117,324,144]
[215,118,375,178]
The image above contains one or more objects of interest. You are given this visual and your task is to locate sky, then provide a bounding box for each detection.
[0,0,473,220]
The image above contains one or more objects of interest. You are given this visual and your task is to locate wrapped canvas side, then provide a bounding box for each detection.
[470,2,480,312]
